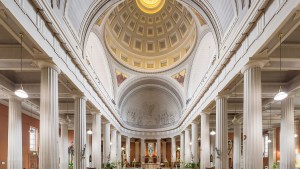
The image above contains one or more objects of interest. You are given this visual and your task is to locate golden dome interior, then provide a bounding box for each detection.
[104,0,197,72]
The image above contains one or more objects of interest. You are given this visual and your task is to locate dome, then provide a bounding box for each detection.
[104,0,197,72]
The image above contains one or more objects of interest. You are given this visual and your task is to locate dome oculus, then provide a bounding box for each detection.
[136,0,166,14]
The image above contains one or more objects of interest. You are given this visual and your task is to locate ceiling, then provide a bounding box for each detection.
[104,0,198,72]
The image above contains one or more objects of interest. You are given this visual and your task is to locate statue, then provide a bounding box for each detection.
[148,143,154,163]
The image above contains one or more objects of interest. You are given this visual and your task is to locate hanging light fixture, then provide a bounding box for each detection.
[87,129,93,135]
[210,130,216,136]
[15,33,28,99]
[274,34,288,101]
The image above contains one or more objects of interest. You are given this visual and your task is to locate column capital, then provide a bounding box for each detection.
[201,108,213,115]
[9,95,23,101]
[35,59,61,73]
[90,109,101,115]
[241,60,267,74]
[72,92,86,100]
[215,91,230,101]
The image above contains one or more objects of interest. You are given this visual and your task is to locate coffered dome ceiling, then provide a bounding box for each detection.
[104,0,197,72]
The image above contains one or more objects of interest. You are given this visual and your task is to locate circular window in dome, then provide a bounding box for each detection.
[104,0,197,73]
[136,0,166,14]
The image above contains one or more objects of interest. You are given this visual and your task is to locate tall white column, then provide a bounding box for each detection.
[215,96,228,169]
[39,63,60,169]
[268,129,276,168]
[201,113,210,169]
[185,129,191,162]
[141,139,145,163]
[103,123,111,163]
[117,132,122,161]
[126,137,131,163]
[162,141,166,161]
[157,138,161,163]
[86,133,92,167]
[180,133,185,162]
[92,112,101,169]
[171,137,176,164]
[74,95,87,169]
[60,122,69,169]
[191,123,199,163]
[295,122,299,154]
[280,97,295,169]
[242,64,263,169]
[232,117,241,169]
[135,141,140,162]
[111,129,117,163]
[7,96,22,169]
[210,134,216,167]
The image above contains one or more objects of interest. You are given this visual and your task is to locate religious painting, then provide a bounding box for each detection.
[115,69,129,86]
[172,69,186,86]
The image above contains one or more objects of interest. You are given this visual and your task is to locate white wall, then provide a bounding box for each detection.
[86,32,114,99]
[188,32,216,98]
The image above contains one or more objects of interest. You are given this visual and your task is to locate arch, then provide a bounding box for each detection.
[187,32,217,98]
[79,0,222,53]
[85,32,114,99]
[117,77,184,109]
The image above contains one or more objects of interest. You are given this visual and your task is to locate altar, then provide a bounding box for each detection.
[141,163,160,169]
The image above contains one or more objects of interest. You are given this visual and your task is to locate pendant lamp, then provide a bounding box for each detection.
[15,33,28,98]
[274,34,288,101]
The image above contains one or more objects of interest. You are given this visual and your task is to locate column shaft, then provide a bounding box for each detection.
[117,133,122,161]
[39,66,60,169]
[86,134,92,167]
[157,139,161,163]
[210,135,215,167]
[201,113,210,168]
[185,129,191,162]
[111,130,117,163]
[171,137,176,163]
[141,139,145,163]
[215,96,228,169]
[192,123,199,163]
[92,113,102,169]
[268,129,276,168]
[126,137,131,163]
[7,97,22,169]
[103,123,111,163]
[242,65,263,169]
[180,133,185,162]
[74,96,87,169]
[60,123,69,169]
[280,97,295,169]
[232,119,241,169]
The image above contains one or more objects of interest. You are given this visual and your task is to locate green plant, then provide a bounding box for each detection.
[185,162,195,168]
[68,162,74,168]
[272,162,278,169]
[197,161,200,169]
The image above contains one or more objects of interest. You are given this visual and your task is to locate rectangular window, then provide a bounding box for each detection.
[29,127,37,151]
